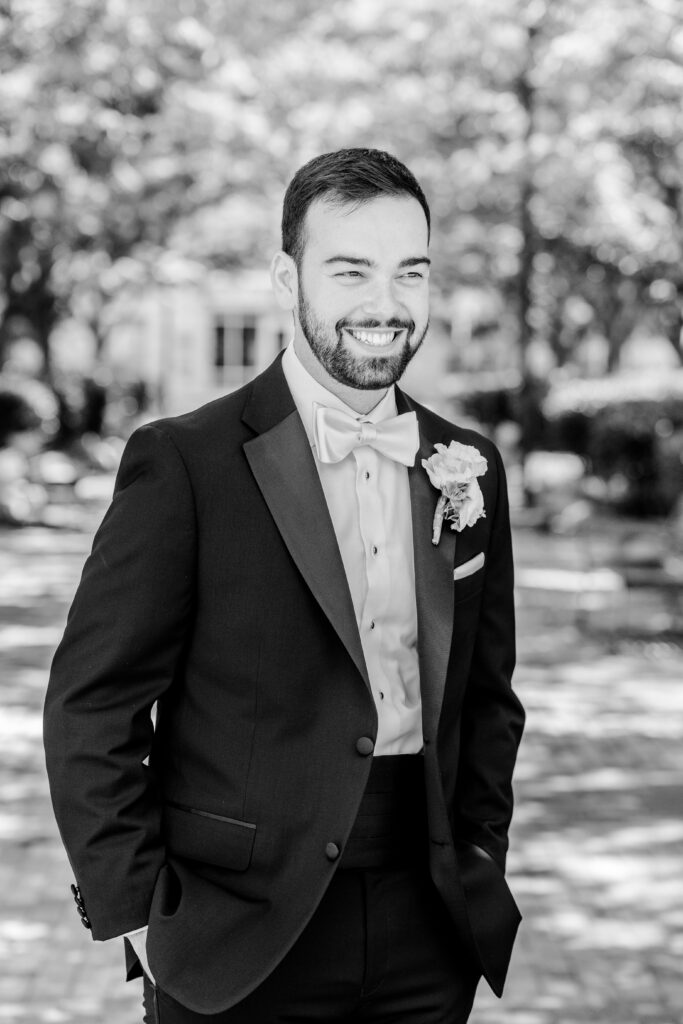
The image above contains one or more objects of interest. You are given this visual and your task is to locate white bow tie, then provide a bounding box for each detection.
[314,404,419,467]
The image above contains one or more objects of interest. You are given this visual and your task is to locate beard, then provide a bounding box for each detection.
[297,292,428,390]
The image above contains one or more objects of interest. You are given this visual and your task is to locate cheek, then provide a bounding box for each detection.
[304,282,350,319]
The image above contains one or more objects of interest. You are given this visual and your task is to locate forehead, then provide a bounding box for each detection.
[302,194,429,263]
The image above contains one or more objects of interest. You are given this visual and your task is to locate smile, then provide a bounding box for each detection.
[346,328,401,348]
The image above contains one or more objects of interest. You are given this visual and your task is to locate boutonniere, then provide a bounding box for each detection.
[422,441,488,545]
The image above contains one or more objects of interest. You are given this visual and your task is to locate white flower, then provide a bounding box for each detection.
[422,441,488,543]
[455,478,485,530]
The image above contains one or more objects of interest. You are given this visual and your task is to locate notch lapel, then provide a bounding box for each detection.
[242,359,369,690]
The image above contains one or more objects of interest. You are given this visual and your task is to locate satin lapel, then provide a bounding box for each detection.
[243,379,369,690]
[399,395,456,740]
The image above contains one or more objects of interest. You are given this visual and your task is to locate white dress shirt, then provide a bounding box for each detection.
[282,342,423,755]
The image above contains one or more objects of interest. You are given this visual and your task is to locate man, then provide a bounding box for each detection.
[44,148,524,1023]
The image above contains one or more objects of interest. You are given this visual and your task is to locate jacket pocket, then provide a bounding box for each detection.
[163,801,256,871]
[453,552,485,581]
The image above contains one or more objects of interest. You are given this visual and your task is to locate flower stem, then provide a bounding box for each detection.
[432,494,447,546]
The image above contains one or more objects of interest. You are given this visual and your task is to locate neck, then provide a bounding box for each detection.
[293,335,389,415]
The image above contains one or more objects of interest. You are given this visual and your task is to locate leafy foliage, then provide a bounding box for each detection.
[1,0,682,372]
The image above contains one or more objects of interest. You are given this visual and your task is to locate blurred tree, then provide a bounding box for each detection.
[2,0,682,382]
[174,0,683,369]
[532,0,683,369]
[0,0,299,369]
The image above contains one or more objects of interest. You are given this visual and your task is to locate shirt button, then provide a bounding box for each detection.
[355,736,374,756]
[372,545,378,556]
[364,470,370,480]
[379,691,385,700]
[369,620,375,630]
[325,842,341,861]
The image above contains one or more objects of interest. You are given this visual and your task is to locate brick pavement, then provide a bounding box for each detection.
[1,519,682,1024]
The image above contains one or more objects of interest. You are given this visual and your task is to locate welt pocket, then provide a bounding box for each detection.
[163,800,256,871]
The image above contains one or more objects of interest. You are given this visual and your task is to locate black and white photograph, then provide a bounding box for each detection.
[1,1,682,1022]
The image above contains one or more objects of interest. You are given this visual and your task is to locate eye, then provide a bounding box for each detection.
[335,270,365,278]
[399,271,425,280]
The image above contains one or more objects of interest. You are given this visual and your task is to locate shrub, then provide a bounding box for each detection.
[544,374,683,516]
[0,377,59,447]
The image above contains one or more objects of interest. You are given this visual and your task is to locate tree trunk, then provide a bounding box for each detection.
[516,23,540,504]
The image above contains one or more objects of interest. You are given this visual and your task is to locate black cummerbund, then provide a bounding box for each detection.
[339,753,428,869]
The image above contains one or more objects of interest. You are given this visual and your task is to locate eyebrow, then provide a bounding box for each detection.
[398,257,431,268]
[323,255,431,267]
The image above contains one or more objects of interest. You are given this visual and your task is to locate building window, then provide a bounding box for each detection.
[243,316,256,367]
[213,314,257,385]
[214,322,226,368]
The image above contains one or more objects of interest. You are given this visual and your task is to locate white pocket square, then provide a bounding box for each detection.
[453,552,485,581]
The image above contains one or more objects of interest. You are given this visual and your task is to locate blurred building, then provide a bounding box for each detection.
[105,270,291,416]
[103,268,454,417]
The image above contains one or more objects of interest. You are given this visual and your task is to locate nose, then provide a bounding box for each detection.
[359,277,404,322]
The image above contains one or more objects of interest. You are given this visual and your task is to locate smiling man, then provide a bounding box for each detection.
[44,149,525,1023]
[281,187,430,397]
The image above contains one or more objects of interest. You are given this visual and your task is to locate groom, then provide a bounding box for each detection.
[44,148,524,1023]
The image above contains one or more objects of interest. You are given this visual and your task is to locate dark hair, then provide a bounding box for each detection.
[281,148,430,266]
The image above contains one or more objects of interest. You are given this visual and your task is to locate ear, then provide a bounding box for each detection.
[270,251,298,311]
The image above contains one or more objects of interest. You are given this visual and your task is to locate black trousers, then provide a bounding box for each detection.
[142,864,480,1023]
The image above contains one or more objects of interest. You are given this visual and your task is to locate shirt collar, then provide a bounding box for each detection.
[282,341,398,447]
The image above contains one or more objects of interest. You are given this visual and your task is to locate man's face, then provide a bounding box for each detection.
[295,194,430,390]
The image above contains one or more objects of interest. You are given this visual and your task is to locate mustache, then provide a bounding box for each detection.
[336,317,415,333]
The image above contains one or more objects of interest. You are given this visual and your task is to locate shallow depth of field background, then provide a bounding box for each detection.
[1,2,682,1022]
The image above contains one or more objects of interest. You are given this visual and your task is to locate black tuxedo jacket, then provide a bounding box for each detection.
[44,354,524,1014]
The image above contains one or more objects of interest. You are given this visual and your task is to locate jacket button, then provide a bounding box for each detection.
[356,736,374,756]
[325,842,340,861]
[80,915,92,930]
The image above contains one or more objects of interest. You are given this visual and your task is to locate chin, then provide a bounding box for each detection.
[350,360,407,390]
[348,342,421,389]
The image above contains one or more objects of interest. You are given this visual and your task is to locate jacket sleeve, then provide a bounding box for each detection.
[452,446,525,872]
[43,423,197,939]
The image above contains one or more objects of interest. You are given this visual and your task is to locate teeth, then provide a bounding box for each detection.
[349,329,397,346]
